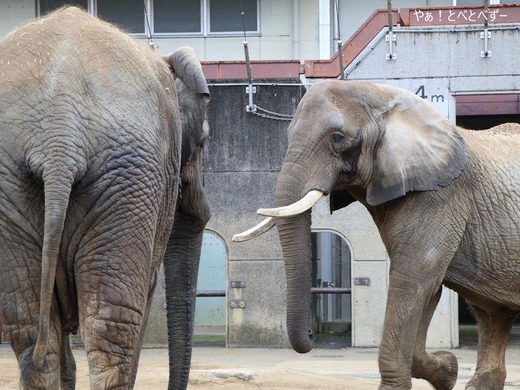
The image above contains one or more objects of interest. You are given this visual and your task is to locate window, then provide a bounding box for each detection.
[39,0,88,15]
[37,0,259,36]
[154,0,201,34]
[209,0,257,33]
[97,0,145,34]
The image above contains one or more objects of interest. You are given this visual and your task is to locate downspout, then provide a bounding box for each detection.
[386,0,396,60]
[293,0,299,60]
[482,0,491,57]
[334,0,344,79]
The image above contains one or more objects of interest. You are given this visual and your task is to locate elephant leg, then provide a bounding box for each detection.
[0,241,63,389]
[411,286,458,390]
[377,270,448,390]
[60,333,76,390]
[465,305,519,390]
[76,243,153,389]
[128,268,160,385]
[17,300,63,390]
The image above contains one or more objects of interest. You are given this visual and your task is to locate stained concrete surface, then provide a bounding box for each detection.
[1,325,520,389]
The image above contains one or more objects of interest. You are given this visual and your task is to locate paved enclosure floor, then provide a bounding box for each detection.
[1,326,520,389]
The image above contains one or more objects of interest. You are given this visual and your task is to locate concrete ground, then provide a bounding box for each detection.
[1,326,520,389]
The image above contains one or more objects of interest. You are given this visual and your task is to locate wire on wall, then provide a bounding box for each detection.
[241,10,295,121]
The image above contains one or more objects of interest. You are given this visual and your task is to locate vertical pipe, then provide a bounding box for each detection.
[482,0,490,57]
[386,0,395,60]
[387,0,393,32]
[293,0,299,60]
[335,0,344,79]
[242,12,256,112]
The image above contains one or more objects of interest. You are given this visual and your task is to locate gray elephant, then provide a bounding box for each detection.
[0,7,209,389]
[235,80,520,389]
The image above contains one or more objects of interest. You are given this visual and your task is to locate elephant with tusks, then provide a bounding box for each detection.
[236,80,520,390]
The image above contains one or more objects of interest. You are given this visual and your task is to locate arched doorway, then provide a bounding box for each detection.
[194,231,227,346]
[311,231,352,348]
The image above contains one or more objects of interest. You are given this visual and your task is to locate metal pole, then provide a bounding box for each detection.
[242,12,256,112]
[311,287,352,295]
[386,0,396,60]
[196,290,226,297]
[482,0,491,57]
[335,0,344,79]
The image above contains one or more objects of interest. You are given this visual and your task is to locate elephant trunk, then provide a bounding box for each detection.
[164,210,206,390]
[275,163,315,354]
[165,149,210,389]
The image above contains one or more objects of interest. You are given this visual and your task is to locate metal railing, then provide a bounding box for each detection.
[196,288,352,297]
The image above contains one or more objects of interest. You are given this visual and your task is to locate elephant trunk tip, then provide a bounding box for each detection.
[290,328,314,354]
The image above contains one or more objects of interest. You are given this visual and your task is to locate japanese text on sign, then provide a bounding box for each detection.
[413,8,508,24]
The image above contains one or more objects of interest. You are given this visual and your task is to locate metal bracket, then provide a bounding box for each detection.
[230,281,246,289]
[481,30,491,58]
[245,85,257,112]
[230,300,246,309]
[354,277,371,286]
[386,32,396,60]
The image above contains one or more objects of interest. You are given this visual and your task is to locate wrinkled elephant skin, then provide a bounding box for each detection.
[0,7,210,390]
[243,80,520,390]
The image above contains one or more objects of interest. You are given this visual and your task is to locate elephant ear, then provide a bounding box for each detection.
[164,46,210,97]
[366,84,467,206]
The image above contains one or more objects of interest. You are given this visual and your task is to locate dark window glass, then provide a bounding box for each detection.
[154,0,201,33]
[209,0,257,33]
[97,0,145,34]
[40,0,88,15]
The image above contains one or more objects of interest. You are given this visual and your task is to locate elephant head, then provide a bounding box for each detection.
[162,47,211,389]
[234,80,466,353]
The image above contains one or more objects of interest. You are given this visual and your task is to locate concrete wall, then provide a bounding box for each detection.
[204,83,304,347]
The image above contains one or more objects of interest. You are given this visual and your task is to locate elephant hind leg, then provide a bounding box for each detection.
[6,297,64,390]
[17,323,64,389]
[60,334,76,389]
[465,305,519,390]
[411,287,458,390]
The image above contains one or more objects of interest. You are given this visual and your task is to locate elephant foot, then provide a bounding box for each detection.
[466,368,506,390]
[412,350,458,390]
[377,381,411,390]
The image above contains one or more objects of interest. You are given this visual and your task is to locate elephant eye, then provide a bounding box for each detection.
[331,131,347,151]
[331,129,363,160]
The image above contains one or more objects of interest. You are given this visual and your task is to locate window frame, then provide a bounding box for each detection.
[206,0,260,37]
[149,0,204,38]
[37,0,260,38]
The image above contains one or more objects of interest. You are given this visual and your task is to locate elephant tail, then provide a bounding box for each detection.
[31,161,77,370]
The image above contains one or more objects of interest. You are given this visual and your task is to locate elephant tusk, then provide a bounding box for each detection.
[232,217,276,242]
[257,190,324,217]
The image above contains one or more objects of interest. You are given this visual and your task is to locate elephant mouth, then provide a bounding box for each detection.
[232,190,324,242]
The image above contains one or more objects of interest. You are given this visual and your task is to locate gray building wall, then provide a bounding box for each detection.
[204,83,305,347]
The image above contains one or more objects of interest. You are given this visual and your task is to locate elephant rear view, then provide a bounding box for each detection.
[0,7,210,389]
